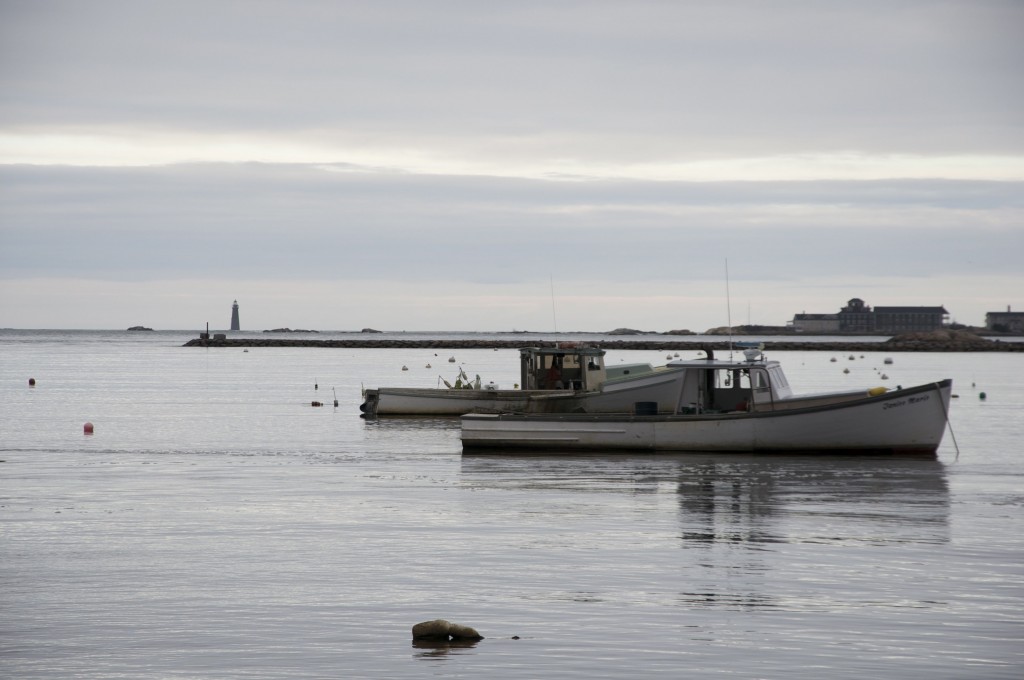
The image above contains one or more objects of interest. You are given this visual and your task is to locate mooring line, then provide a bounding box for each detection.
[936,381,960,461]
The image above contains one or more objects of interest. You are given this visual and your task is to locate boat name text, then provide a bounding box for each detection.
[882,394,930,410]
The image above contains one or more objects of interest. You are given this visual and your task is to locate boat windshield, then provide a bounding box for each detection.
[520,349,602,391]
[687,365,773,412]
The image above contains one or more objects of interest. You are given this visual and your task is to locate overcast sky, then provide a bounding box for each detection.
[2,0,1022,331]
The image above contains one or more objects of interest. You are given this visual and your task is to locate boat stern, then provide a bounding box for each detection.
[360,388,380,416]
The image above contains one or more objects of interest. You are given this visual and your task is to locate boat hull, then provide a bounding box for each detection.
[461,380,953,454]
[362,369,687,416]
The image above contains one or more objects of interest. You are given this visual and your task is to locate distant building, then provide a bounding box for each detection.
[790,313,839,333]
[838,298,874,333]
[873,305,949,332]
[986,306,1024,333]
[791,298,949,333]
[231,300,240,331]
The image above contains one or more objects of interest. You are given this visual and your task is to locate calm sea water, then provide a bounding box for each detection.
[2,330,1022,679]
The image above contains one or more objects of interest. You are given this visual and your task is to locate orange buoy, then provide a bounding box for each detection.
[29,378,36,386]
[83,422,94,434]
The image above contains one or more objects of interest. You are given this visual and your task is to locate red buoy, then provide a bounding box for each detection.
[29,378,36,386]
[83,422,94,434]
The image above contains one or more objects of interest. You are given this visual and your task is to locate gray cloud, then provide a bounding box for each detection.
[2,1,1022,157]
[2,163,1020,285]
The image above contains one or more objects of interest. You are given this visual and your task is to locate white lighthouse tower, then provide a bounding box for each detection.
[230,300,240,331]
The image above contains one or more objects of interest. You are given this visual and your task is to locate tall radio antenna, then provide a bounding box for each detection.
[725,258,734,360]
[550,274,558,332]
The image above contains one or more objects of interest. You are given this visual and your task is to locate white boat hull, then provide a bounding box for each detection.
[461,380,953,454]
[363,369,687,416]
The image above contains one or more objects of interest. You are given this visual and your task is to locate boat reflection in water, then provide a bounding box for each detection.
[460,452,950,611]
[460,453,949,542]
[671,456,949,544]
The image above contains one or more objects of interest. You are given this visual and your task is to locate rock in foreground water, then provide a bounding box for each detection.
[412,619,483,640]
[448,623,484,640]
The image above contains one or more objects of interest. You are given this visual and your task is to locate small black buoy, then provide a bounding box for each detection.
[979,392,987,400]
[28,378,36,387]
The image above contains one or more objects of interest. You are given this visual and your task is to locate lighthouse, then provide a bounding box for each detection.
[230,300,240,331]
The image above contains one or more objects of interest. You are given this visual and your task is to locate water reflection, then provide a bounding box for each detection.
[361,416,461,432]
[460,453,950,548]
[676,456,951,547]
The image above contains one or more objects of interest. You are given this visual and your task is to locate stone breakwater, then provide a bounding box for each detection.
[183,333,1024,353]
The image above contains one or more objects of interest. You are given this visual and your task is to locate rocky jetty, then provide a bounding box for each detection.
[183,334,1024,352]
[883,329,996,351]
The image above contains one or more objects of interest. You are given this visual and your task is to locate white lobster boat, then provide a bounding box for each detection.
[360,345,688,416]
[461,346,953,454]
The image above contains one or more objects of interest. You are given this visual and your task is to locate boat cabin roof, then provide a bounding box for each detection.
[666,357,779,370]
[518,346,605,358]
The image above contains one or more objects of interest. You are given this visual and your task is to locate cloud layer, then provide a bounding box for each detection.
[1,1,1021,330]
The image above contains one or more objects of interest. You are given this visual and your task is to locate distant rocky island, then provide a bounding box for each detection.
[127,326,153,331]
[605,327,661,335]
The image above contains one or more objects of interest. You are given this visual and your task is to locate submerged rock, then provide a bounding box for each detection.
[412,619,450,639]
[412,619,483,640]
[448,623,484,640]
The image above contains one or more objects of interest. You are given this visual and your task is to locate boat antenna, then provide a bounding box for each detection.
[725,258,734,360]
[550,274,558,332]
